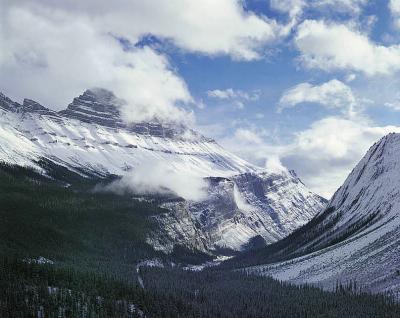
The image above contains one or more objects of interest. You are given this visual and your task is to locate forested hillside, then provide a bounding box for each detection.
[0,162,210,270]
[1,257,400,317]
[0,163,399,317]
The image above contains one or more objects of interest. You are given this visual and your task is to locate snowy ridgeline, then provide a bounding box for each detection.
[247,133,400,297]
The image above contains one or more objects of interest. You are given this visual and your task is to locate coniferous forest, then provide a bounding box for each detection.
[0,163,399,317]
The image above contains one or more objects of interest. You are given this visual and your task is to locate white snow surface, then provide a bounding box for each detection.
[0,107,255,179]
[248,133,400,296]
[0,90,325,252]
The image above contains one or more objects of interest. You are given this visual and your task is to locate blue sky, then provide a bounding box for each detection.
[2,0,400,197]
[167,1,400,197]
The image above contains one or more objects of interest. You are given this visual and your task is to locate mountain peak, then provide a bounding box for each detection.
[0,89,207,140]
[59,88,207,140]
[59,88,124,127]
[321,131,400,239]
[0,92,21,112]
[81,88,122,107]
[247,132,400,296]
[22,99,56,115]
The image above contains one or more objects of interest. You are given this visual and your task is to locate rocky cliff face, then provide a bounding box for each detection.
[158,171,326,252]
[59,88,124,128]
[60,88,205,140]
[0,89,326,253]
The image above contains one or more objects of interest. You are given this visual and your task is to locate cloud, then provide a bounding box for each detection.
[207,88,260,101]
[311,0,367,14]
[265,156,288,174]
[270,0,305,19]
[278,79,357,115]
[0,0,291,123]
[103,160,208,201]
[0,3,194,123]
[5,0,283,61]
[270,0,367,21]
[345,73,357,82]
[384,93,400,111]
[389,0,400,29]
[222,117,400,198]
[295,20,400,76]
[280,116,400,198]
[384,102,400,111]
[221,128,282,168]
[230,128,265,144]
[207,88,260,109]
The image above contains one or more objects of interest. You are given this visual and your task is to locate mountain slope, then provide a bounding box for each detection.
[0,89,255,178]
[0,89,325,253]
[245,133,400,296]
[0,147,398,317]
[159,171,325,252]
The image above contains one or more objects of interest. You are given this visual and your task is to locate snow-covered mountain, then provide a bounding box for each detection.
[248,133,400,296]
[0,89,325,253]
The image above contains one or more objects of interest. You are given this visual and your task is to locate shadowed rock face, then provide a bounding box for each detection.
[1,88,206,140]
[159,172,326,252]
[22,99,57,115]
[59,88,124,128]
[0,93,57,116]
[0,92,21,112]
[58,88,206,140]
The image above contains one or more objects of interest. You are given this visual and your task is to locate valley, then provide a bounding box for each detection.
[0,90,399,317]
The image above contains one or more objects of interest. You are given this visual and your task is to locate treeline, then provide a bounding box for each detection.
[139,267,400,318]
[1,257,399,318]
[0,257,145,317]
[0,161,209,270]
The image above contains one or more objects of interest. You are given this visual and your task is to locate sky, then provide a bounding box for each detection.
[1,0,400,198]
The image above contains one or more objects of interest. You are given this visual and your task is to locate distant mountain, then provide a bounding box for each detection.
[245,133,400,296]
[0,89,325,253]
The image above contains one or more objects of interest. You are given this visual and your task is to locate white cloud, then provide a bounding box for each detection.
[0,0,289,123]
[0,3,194,123]
[312,0,367,14]
[265,156,288,174]
[345,73,357,82]
[207,88,260,101]
[207,88,260,109]
[222,117,400,198]
[270,0,367,21]
[7,0,283,61]
[104,160,208,201]
[221,128,282,168]
[384,93,400,111]
[255,113,265,119]
[384,102,400,111]
[230,128,265,144]
[207,89,237,100]
[295,20,400,76]
[278,79,356,115]
[280,116,400,198]
[389,0,400,29]
[270,0,305,19]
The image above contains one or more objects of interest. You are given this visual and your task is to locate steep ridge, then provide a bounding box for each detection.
[157,171,325,252]
[0,89,325,253]
[246,133,400,296]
